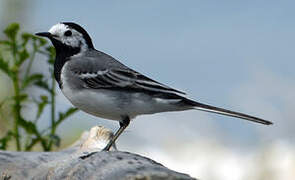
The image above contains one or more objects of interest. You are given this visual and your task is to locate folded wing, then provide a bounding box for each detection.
[76,68,185,95]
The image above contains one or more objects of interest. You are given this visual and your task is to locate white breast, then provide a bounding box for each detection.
[61,62,127,120]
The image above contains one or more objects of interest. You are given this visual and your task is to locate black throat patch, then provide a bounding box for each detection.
[62,22,94,49]
[51,38,80,88]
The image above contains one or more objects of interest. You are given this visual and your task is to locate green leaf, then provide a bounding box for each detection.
[3,23,20,40]
[19,94,28,102]
[0,131,14,150]
[46,46,55,55]
[36,95,48,120]
[46,46,56,64]
[48,58,55,65]
[25,138,39,151]
[34,79,50,92]
[22,73,43,89]
[0,55,10,75]
[12,94,28,102]
[37,37,47,47]
[0,40,11,45]
[0,138,7,150]
[17,49,29,65]
[56,107,78,126]
[19,118,37,134]
[21,33,32,43]
[40,95,48,101]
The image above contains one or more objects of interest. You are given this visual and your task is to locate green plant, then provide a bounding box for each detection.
[0,23,78,151]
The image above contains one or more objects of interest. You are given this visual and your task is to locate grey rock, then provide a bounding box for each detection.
[0,126,196,180]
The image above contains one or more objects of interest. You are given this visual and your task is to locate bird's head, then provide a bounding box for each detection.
[36,22,94,55]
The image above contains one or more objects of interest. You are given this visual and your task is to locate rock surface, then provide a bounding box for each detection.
[0,126,196,180]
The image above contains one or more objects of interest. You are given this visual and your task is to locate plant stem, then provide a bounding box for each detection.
[12,72,21,151]
[47,71,56,150]
[24,43,37,80]
[51,76,56,133]
[10,35,21,151]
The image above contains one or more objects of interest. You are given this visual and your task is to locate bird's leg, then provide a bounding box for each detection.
[80,116,130,159]
[102,116,130,151]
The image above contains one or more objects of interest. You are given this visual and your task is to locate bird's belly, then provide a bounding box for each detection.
[62,86,185,121]
[62,88,126,120]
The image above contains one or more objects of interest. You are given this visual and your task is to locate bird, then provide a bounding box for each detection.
[36,22,273,151]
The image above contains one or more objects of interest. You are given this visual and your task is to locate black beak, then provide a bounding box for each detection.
[35,32,52,38]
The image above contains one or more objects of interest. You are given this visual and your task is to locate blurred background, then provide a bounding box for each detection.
[0,0,294,179]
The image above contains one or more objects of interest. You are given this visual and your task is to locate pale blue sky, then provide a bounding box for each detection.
[1,0,295,178]
[1,0,294,144]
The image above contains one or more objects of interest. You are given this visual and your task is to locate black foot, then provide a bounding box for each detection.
[79,151,98,160]
[102,144,111,151]
[101,116,130,152]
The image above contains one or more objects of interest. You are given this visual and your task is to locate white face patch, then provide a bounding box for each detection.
[48,23,88,52]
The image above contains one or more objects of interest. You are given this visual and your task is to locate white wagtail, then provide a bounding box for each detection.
[36,22,272,151]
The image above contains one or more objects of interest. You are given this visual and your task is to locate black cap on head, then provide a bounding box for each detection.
[62,22,94,49]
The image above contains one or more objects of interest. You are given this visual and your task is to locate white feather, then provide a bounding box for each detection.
[48,23,88,52]
[78,70,109,78]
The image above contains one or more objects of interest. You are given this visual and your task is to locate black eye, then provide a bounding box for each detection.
[64,30,72,36]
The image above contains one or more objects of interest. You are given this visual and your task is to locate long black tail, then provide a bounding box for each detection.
[182,98,273,125]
